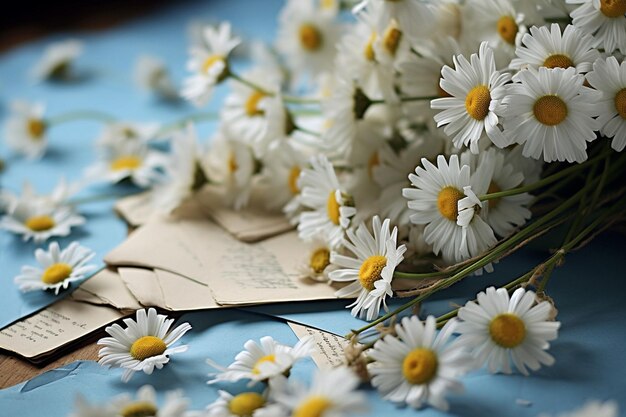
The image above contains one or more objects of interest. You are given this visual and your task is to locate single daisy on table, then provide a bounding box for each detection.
[509,24,600,73]
[502,66,601,163]
[3,100,48,159]
[538,400,619,417]
[111,385,191,417]
[455,286,561,375]
[367,315,474,411]
[151,124,203,213]
[85,139,167,188]
[31,39,83,81]
[329,216,407,321]
[206,390,268,417]
[97,308,192,382]
[275,0,343,83]
[134,54,178,100]
[0,183,85,243]
[207,336,314,385]
[14,241,96,294]
[202,130,255,210]
[586,56,626,152]
[431,42,512,153]
[297,155,357,249]
[567,0,626,54]
[403,154,496,266]
[182,21,241,106]
[265,367,367,417]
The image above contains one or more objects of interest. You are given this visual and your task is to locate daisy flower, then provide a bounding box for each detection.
[367,316,474,411]
[502,67,601,163]
[98,308,192,382]
[111,385,190,417]
[299,235,335,282]
[297,155,357,248]
[3,100,48,159]
[510,24,600,73]
[151,124,203,213]
[455,286,561,375]
[403,154,496,265]
[206,390,267,417]
[265,367,367,417]
[182,21,241,106]
[0,183,85,243]
[354,0,435,45]
[258,141,309,217]
[567,0,626,54]
[586,56,626,152]
[431,42,511,153]
[538,400,619,417]
[134,55,178,100]
[85,139,167,188]
[275,0,343,83]
[14,241,96,294]
[207,336,314,385]
[202,130,255,210]
[329,216,406,320]
[31,39,82,81]
[96,121,160,149]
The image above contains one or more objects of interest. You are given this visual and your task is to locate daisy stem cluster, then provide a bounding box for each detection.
[351,152,626,339]
[156,112,219,136]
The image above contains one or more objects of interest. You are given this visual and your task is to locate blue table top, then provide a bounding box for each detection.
[0,1,625,416]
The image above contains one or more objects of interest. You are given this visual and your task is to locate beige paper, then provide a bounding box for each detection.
[105,199,342,306]
[114,192,158,227]
[196,185,293,242]
[288,322,350,369]
[117,267,166,307]
[155,269,220,311]
[0,300,123,360]
[70,268,142,311]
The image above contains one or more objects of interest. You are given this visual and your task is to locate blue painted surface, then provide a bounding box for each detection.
[0,1,625,416]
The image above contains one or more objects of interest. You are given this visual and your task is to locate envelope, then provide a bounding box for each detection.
[70,268,142,312]
[105,198,343,307]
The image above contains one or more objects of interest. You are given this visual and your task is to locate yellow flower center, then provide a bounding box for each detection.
[41,263,73,285]
[533,95,568,126]
[293,396,332,417]
[487,182,501,209]
[600,0,626,18]
[367,151,380,180]
[497,15,518,45]
[299,23,323,51]
[615,88,626,119]
[27,118,45,139]
[437,186,464,222]
[382,25,402,56]
[228,152,238,173]
[252,354,276,375]
[25,215,55,231]
[202,55,225,74]
[288,166,301,195]
[364,32,377,61]
[543,54,574,69]
[320,0,336,10]
[229,392,266,417]
[310,248,330,274]
[245,91,267,117]
[120,402,158,417]
[326,191,341,225]
[465,85,491,120]
[110,156,142,171]
[402,348,438,385]
[489,313,526,348]
[358,255,387,291]
[130,336,167,361]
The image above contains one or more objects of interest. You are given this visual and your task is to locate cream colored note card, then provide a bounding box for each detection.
[196,185,293,242]
[288,322,350,369]
[0,300,123,360]
[114,191,158,227]
[117,267,166,308]
[71,268,142,311]
[105,199,343,306]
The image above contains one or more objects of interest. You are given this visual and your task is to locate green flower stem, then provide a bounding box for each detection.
[156,112,219,136]
[48,110,116,126]
[393,269,458,280]
[67,193,130,206]
[370,95,438,105]
[229,72,319,104]
[294,125,321,137]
